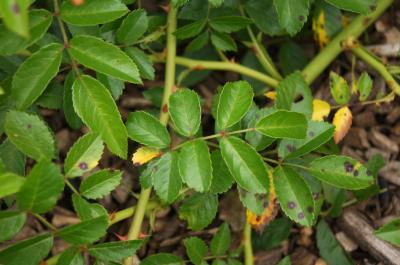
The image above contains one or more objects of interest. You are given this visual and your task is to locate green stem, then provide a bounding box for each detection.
[175,57,279,88]
[302,0,393,84]
[64,178,81,197]
[172,128,255,151]
[238,4,281,80]
[53,0,80,76]
[243,221,254,265]
[33,213,57,231]
[152,55,279,88]
[350,45,400,95]
[247,29,282,80]
[124,6,177,265]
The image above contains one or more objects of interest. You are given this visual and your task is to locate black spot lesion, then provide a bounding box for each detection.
[288,201,296,209]
[308,131,315,137]
[79,162,88,170]
[286,145,296,152]
[344,161,354,173]
[12,2,20,14]
[298,15,305,21]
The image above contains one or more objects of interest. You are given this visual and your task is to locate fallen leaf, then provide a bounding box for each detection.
[333,106,352,143]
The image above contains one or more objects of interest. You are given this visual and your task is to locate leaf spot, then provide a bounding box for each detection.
[312,192,319,200]
[286,145,296,152]
[288,201,296,209]
[353,170,359,177]
[79,162,88,170]
[344,161,354,172]
[298,212,304,219]
[307,206,313,213]
[12,2,20,14]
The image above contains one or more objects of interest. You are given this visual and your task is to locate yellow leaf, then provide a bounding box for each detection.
[264,91,276,100]
[132,147,162,166]
[332,106,352,144]
[312,99,331,121]
[312,11,329,48]
[247,171,278,232]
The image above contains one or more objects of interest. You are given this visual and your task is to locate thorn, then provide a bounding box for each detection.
[114,232,128,241]
[160,4,170,13]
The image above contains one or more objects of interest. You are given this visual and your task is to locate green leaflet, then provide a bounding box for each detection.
[278,121,334,159]
[175,20,206,40]
[169,88,201,137]
[211,31,237,52]
[308,155,374,190]
[63,71,83,129]
[0,233,53,265]
[72,194,108,220]
[117,9,148,45]
[357,72,373,101]
[316,220,354,265]
[252,218,292,251]
[72,75,128,158]
[12,43,63,110]
[275,71,313,119]
[0,139,26,175]
[80,169,122,199]
[0,211,26,242]
[273,0,310,36]
[152,152,182,204]
[245,0,285,36]
[69,35,141,84]
[211,223,231,256]
[126,111,170,148]
[277,257,292,265]
[141,253,183,265]
[16,161,64,213]
[0,9,52,56]
[88,240,143,262]
[179,192,218,231]
[217,81,253,130]
[4,110,55,161]
[0,0,29,37]
[325,0,376,14]
[238,187,267,215]
[186,30,209,52]
[60,0,128,26]
[184,237,208,265]
[178,139,212,192]
[255,110,308,139]
[210,150,234,194]
[209,16,252,33]
[58,216,108,245]
[329,72,351,105]
[96,72,125,100]
[125,47,155,80]
[0,173,25,198]
[274,166,314,226]
[56,247,84,265]
[64,132,104,178]
[374,219,400,246]
[220,136,269,194]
